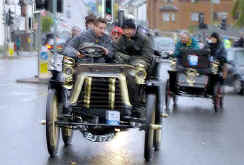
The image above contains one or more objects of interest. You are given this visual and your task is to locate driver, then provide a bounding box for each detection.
[173,31,200,57]
[64,17,114,63]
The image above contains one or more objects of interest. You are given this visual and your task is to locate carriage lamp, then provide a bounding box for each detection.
[63,56,75,66]
[48,54,64,72]
[63,56,76,89]
[170,57,176,70]
[211,60,220,75]
[135,65,147,84]
[186,68,199,86]
[128,62,147,84]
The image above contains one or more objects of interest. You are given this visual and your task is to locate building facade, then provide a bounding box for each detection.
[147,0,234,31]
[0,0,5,46]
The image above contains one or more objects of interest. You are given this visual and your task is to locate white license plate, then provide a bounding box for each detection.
[106,111,120,125]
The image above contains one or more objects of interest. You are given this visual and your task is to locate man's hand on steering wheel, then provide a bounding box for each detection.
[76,51,84,58]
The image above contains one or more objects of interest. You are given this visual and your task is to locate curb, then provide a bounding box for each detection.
[16,76,49,84]
[0,56,21,59]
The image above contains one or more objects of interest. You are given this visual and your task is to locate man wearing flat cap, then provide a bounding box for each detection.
[114,19,153,66]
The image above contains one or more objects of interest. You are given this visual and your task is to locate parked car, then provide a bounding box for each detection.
[225,48,244,94]
[152,36,174,59]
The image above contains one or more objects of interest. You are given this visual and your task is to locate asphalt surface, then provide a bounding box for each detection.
[0,56,244,165]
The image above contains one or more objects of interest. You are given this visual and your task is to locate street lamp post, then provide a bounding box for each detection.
[52,0,57,54]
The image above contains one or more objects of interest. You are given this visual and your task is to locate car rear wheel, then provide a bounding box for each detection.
[154,92,162,152]
[46,89,60,157]
[233,78,242,94]
[165,80,171,111]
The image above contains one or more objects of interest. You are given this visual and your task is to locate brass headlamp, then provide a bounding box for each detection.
[170,57,177,70]
[128,60,147,84]
[63,56,75,89]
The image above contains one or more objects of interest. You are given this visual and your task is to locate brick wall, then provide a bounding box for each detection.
[147,0,234,31]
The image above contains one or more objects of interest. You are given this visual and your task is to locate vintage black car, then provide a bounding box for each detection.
[165,49,224,112]
[46,45,164,161]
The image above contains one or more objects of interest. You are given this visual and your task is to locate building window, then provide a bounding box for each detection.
[163,13,170,22]
[171,14,175,22]
[164,0,174,3]
[191,12,199,22]
[211,0,220,4]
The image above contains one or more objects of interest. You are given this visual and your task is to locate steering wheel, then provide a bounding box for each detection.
[78,45,107,58]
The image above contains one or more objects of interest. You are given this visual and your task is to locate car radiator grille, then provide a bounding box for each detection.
[78,77,125,110]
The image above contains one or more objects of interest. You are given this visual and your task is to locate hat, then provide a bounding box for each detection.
[210,32,220,43]
[122,19,136,29]
[210,32,220,40]
[111,26,123,34]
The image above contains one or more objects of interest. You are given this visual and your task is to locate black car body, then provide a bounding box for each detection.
[166,49,224,112]
[225,48,244,94]
[45,45,164,161]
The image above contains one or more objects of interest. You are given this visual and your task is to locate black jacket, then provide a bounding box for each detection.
[114,31,153,64]
[208,42,227,64]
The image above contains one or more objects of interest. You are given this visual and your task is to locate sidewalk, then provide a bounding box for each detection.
[0,54,49,84]
[16,75,49,84]
[0,51,38,59]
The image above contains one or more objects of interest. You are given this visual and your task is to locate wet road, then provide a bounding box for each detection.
[0,56,244,165]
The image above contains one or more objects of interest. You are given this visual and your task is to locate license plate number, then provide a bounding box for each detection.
[106,111,120,125]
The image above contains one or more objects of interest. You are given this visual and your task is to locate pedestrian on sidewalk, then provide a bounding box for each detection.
[16,37,21,56]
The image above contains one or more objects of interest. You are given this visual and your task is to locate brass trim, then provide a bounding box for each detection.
[70,74,87,104]
[63,57,75,89]
[70,72,132,107]
[170,58,177,70]
[83,77,92,109]
[150,124,162,130]
[118,74,132,107]
[160,113,169,118]
[135,66,147,84]
[63,56,75,67]
[211,61,219,74]
[186,68,199,86]
[109,78,116,109]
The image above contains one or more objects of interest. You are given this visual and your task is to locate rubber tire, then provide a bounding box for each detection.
[144,94,156,162]
[173,95,177,109]
[165,80,170,111]
[154,93,162,152]
[61,127,73,146]
[233,78,242,94]
[239,88,244,95]
[46,89,60,157]
[153,117,161,152]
